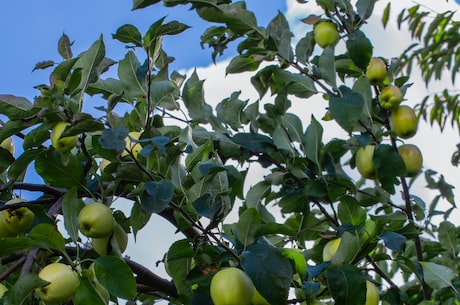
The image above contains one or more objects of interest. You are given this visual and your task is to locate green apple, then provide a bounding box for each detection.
[78,202,114,238]
[0,137,14,155]
[51,122,79,152]
[99,159,111,173]
[355,145,377,179]
[322,238,341,262]
[366,57,387,85]
[121,131,142,159]
[35,262,80,304]
[365,280,380,305]
[1,198,35,234]
[314,22,340,48]
[252,287,270,305]
[379,85,403,110]
[0,212,16,237]
[398,144,423,177]
[0,282,8,299]
[210,267,254,305]
[91,221,128,256]
[389,105,418,139]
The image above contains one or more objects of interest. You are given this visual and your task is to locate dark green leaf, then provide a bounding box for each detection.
[216,91,248,130]
[140,180,174,213]
[346,30,373,70]
[0,237,43,257]
[267,12,294,61]
[303,115,323,169]
[8,148,44,184]
[94,256,136,299]
[113,24,143,46]
[4,273,48,305]
[99,126,128,153]
[337,196,366,226]
[295,32,315,65]
[74,276,107,305]
[231,133,274,154]
[235,208,261,247]
[329,86,364,133]
[318,46,337,88]
[356,0,375,21]
[58,33,73,60]
[32,60,55,71]
[23,123,52,149]
[225,55,261,74]
[0,95,33,120]
[132,0,161,10]
[118,51,147,98]
[130,201,151,239]
[62,188,85,243]
[373,144,405,194]
[377,231,406,252]
[241,238,292,305]
[326,265,366,305]
[274,70,317,98]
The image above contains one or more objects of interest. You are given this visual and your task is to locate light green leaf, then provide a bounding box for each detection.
[420,262,456,290]
[29,223,66,251]
[62,188,85,243]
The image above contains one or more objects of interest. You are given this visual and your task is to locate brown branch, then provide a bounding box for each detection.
[0,182,67,197]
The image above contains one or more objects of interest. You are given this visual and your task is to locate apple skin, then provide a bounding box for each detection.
[398,144,423,177]
[99,159,111,173]
[0,137,14,155]
[51,122,79,152]
[78,202,114,238]
[1,199,35,234]
[355,145,377,179]
[91,221,128,256]
[366,58,387,85]
[322,238,341,262]
[121,131,142,159]
[379,85,403,110]
[389,105,418,139]
[314,22,340,48]
[252,287,270,305]
[365,280,380,305]
[0,212,16,238]
[35,263,80,304]
[210,267,254,305]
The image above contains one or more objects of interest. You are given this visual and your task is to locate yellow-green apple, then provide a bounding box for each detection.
[121,131,142,159]
[398,144,423,177]
[366,58,387,85]
[210,267,254,305]
[355,145,377,179]
[389,105,418,139]
[379,85,403,110]
[1,199,35,234]
[99,159,111,173]
[0,212,16,238]
[365,280,380,305]
[252,287,270,305]
[78,202,114,238]
[322,238,341,262]
[91,221,128,256]
[51,122,79,152]
[35,262,80,304]
[0,137,14,155]
[314,22,340,48]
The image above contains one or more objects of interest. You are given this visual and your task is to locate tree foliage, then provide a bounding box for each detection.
[0,1,459,305]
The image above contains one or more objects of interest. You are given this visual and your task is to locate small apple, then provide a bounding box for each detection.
[91,221,128,256]
[365,280,380,305]
[355,145,377,179]
[0,282,8,299]
[51,122,79,152]
[389,105,418,139]
[366,57,387,85]
[322,238,341,262]
[210,267,254,305]
[1,198,35,234]
[379,85,403,110]
[78,202,114,238]
[314,22,340,48]
[99,159,111,173]
[0,212,16,238]
[398,144,423,177]
[121,131,142,159]
[0,137,14,155]
[35,262,80,304]
[252,287,270,305]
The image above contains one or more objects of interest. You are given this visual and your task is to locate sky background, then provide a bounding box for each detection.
[1,0,460,303]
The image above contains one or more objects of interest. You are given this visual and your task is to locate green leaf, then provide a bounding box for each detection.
[303,115,323,170]
[132,0,161,10]
[165,239,194,301]
[4,273,48,305]
[331,230,362,267]
[34,149,85,189]
[23,123,52,149]
[326,265,366,305]
[99,125,129,153]
[140,180,174,213]
[420,262,456,290]
[58,33,73,60]
[94,256,136,299]
[32,60,55,71]
[295,32,315,65]
[235,208,262,247]
[352,76,372,120]
[150,80,179,110]
[50,57,79,86]
[273,126,294,155]
[337,196,366,226]
[318,46,337,88]
[74,276,107,305]
[113,24,143,46]
[281,248,307,279]
[329,86,364,133]
[29,223,66,251]
[0,237,44,257]
[241,238,292,305]
[373,144,405,194]
[8,148,44,184]
[130,201,151,238]
[267,12,294,61]
[356,0,376,21]
[216,91,248,131]
[377,231,406,252]
[0,95,33,120]
[118,51,147,98]
[274,70,317,98]
[438,221,457,253]
[346,30,373,70]
[225,55,261,74]
[62,188,85,243]
[231,133,274,154]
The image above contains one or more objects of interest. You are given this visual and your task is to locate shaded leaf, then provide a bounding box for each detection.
[94,256,136,299]
[326,265,366,305]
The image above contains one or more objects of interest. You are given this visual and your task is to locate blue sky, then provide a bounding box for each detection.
[0,1,287,99]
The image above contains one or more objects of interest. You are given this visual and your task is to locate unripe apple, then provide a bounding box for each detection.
[355,145,377,179]
[121,131,142,159]
[78,202,114,238]
[99,159,111,173]
[0,212,16,238]
[314,22,340,48]
[379,85,403,110]
[51,122,79,152]
[35,263,80,304]
[365,280,380,305]
[1,198,35,234]
[398,144,423,177]
[210,267,254,305]
[322,238,341,262]
[366,58,387,85]
[0,137,14,155]
[91,221,128,256]
[252,287,270,305]
[389,105,418,139]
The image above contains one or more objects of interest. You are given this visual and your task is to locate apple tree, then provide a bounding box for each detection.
[0,1,459,305]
